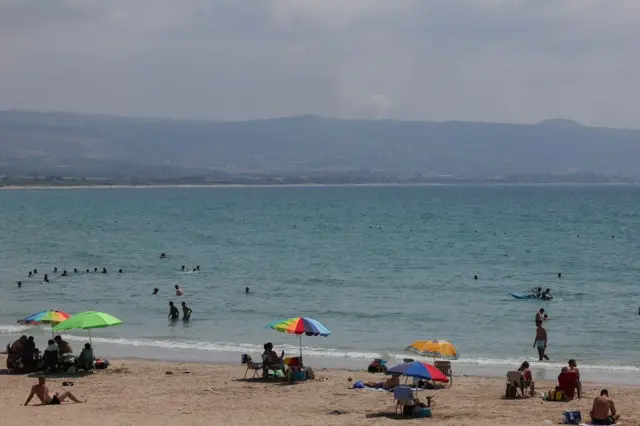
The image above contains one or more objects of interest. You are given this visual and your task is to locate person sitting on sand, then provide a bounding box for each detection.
[24,377,85,405]
[7,335,27,368]
[364,375,400,390]
[557,367,580,400]
[54,336,73,355]
[590,389,620,425]
[568,359,582,398]
[175,284,184,296]
[77,343,95,369]
[517,361,535,396]
[21,336,39,370]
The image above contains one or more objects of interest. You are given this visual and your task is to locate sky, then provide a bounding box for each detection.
[1,0,639,128]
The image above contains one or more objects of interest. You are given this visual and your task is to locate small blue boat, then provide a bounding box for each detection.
[509,292,553,301]
[509,292,536,300]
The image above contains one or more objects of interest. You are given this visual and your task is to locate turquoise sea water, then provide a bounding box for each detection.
[1,185,639,383]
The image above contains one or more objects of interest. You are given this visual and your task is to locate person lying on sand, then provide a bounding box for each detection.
[24,377,85,405]
[364,375,400,390]
[590,389,620,425]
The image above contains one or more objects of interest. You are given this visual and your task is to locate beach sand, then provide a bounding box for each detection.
[1,356,638,426]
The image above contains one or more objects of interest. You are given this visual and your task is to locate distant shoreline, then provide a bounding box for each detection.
[0,181,638,191]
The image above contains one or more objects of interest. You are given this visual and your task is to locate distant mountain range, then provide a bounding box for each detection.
[1,110,639,183]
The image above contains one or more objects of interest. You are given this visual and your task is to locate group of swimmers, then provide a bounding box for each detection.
[17,267,123,287]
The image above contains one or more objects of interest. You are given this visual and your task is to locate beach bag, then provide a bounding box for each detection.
[368,359,387,373]
[562,410,581,425]
[547,389,567,401]
[95,359,109,370]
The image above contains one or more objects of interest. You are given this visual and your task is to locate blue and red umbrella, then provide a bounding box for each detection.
[386,361,449,382]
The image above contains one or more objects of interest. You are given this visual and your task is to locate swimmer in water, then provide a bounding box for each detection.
[160,253,166,259]
[181,265,185,272]
[181,302,192,320]
[44,274,49,283]
[101,267,107,274]
[53,267,58,274]
[168,301,179,320]
[86,269,89,273]
[152,288,159,295]
[28,271,32,278]
[94,268,98,273]
[196,265,200,271]
[17,281,22,288]
[61,270,68,277]
[33,269,37,274]
[192,268,196,272]
[118,269,122,274]
[73,268,78,274]
[245,287,250,294]
[175,285,184,296]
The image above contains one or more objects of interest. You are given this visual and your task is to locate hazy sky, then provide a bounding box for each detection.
[1,0,639,127]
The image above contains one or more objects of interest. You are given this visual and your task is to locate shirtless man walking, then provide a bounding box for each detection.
[590,389,620,425]
[533,321,550,361]
[24,377,85,405]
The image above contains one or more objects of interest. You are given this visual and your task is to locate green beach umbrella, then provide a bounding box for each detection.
[53,311,122,346]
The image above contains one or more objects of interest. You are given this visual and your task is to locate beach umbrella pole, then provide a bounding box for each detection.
[299,335,303,362]
[88,329,93,347]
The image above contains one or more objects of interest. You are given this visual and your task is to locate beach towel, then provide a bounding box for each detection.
[351,381,419,392]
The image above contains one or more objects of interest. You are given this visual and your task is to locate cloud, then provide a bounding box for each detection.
[0,0,639,127]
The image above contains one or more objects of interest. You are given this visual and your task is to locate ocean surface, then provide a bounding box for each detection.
[2,185,640,383]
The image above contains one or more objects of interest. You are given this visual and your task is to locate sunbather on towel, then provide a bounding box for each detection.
[590,389,620,425]
[24,377,85,406]
[364,375,400,390]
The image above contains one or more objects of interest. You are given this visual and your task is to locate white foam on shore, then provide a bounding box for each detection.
[60,334,640,373]
[0,325,32,334]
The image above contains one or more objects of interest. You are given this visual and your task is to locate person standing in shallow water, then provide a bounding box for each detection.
[181,302,192,320]
[533,321,549,361]
[168,302,179,320]
[175,284,184,296]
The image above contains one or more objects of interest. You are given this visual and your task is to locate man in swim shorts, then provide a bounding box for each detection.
[533,321,549,361]
[590,389,620,425]
[24,377,85,405]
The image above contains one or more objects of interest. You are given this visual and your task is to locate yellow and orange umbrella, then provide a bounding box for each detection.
[405,340,459,360]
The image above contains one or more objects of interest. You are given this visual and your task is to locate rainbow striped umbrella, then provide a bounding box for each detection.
[267,317,331,360]
[18,310,71,337]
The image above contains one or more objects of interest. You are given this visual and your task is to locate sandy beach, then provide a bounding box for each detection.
[1,356,638,426]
